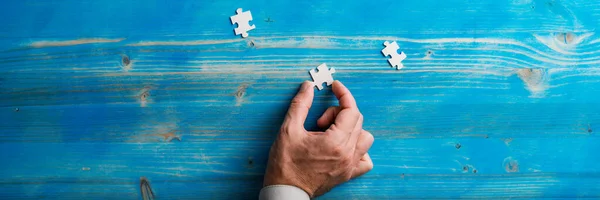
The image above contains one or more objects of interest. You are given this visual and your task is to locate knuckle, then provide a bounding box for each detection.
[365,131,374,143]
[290,97,302,105]
[355,110,362,119]
[326,170,337,178]
[328,124,340,133]
[290,98,308,109]
[343,171,353,181]
[343,157,353,167]
[332,146,344,156]
[340,153,353,166]
[280,124,299,136]
[280,125,291,134]
[367,161,374,171]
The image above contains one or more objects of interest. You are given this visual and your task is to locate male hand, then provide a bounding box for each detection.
[263,80,374,197]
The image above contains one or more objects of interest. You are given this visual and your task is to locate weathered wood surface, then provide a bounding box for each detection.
[2,0,600,199]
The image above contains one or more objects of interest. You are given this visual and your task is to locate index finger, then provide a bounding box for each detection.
[332,80,357,109]
[329,81,360,134]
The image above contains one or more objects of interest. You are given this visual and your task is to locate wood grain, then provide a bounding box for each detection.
[1,0,600,199]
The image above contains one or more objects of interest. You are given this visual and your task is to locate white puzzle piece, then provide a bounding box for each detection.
[230,8,256,38]
[309,63,336,90]
[381,41,407,70]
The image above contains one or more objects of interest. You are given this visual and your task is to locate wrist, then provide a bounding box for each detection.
[264,161,315,197]
[264,172,314,197]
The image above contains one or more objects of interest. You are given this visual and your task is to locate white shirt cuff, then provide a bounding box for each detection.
[259,185,310,200]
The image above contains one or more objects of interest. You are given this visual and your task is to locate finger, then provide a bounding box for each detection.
[283,81,314,129]
[347,114,363,146]
[329,81,360,134]
[317,106,340,129]
[329,107,360,138]
[352,153,373,179]
[355,130,374,158]
[332,81,357,109]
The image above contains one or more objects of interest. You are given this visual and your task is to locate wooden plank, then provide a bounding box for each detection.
[1,139,600,198]
[1,0,600,198]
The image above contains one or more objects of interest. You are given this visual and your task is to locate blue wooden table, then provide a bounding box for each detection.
[2,0,600,199]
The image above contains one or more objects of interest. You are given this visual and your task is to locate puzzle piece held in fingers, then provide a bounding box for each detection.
[309,63,336,90]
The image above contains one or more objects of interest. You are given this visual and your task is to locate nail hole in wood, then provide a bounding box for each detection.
[137,86,152,107]
[235,84,249,106]
[246,156,255,169]
[504,158,519,173]
[122,55,131,66]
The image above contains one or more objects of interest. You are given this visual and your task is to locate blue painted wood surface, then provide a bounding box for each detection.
[1,0,600,199]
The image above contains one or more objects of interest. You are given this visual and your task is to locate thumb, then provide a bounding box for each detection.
[352,153,373,179]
